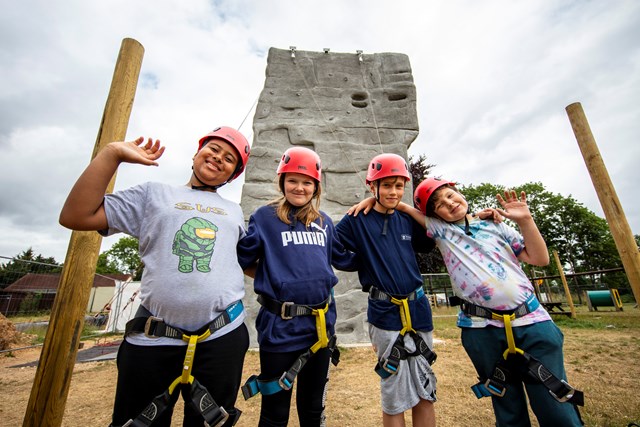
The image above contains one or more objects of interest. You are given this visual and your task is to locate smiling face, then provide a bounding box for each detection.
[283,172,316,207]
[190,138,239,188]
[371,176,406,212]
[431,187,468,222]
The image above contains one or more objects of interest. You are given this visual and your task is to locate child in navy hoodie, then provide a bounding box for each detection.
[237,147,357,426]
[335,153,438,427]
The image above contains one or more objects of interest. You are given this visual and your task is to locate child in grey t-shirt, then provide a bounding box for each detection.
[60,127,251,427]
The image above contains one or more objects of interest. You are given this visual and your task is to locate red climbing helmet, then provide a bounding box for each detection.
[365,153,411,184]
[198,126,251,181]
[277,147,322,181]
[413,177,456,214]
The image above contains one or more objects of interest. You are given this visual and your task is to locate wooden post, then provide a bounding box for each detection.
[553,250,577,319]
[565,102,640,306]
[23,38,144,427]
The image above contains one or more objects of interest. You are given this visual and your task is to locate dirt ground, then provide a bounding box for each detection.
[1,315,640,426]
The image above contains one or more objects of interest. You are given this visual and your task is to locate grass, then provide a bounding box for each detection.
[7,313,113,345]
[2,304,640,426]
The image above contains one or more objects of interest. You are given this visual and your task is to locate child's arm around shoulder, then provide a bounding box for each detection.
[347,197,500,228]
[59,137,164,231]
[496,190,549,266]
[347,197,427,227]
[395,202,427,229]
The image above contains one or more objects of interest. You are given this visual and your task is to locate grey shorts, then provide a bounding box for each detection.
[369,324,438,415]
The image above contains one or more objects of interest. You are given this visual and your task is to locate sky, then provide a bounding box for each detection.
[1,0,639,263]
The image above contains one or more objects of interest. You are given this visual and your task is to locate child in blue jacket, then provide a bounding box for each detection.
[237,147,357,427]
[335,153,438,427]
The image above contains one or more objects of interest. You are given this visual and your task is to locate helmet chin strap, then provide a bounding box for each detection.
[372,184,393,236]
[463,209,472,236]
[435,208,473,236]
[190,167,226,192]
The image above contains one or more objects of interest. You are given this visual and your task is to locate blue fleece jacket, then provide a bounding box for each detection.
[336,209,436,332]
[237,204,357,352]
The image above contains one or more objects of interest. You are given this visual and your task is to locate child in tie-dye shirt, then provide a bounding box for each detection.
[405,178,583,427]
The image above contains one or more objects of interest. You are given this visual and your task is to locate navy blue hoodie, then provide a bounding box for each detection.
[336,209,436,332]
[237,204,357,352]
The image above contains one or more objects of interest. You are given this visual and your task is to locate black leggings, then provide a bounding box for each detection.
[111,323,249,427]
[258,347,331,427]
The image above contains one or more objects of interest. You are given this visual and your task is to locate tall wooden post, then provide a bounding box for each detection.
[552,250,577,319]
[565,102,640,306]
[23,38,144,427]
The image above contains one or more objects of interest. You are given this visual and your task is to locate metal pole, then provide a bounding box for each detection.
[23,38,144,427]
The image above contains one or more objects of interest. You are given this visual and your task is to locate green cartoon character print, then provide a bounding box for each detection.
[172,217,218,273]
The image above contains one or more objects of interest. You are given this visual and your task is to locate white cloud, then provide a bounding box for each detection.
[1,0,639,262]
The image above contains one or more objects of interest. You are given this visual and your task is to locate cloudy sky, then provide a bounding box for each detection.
[1,0,639,263]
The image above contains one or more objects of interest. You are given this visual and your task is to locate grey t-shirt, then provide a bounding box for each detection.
[103,182,246,345]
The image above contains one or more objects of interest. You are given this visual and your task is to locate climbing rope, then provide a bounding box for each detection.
[237,95,259,137]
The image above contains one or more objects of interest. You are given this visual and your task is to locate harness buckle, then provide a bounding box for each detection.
[280,301,294,320]
[549,379,575,403]
[381,357,400,375]
[144,316,164,338]
[278,370,295,390]
[484,378,507,397]
[203,406,229,427]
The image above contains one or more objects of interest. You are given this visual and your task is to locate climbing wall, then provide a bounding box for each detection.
[241,46,419,345]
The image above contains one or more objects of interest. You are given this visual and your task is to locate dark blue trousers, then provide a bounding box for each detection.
[461,321,583,427]
[112,323,249,427]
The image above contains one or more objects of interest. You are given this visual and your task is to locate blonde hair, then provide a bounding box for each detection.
[271,174,323,227]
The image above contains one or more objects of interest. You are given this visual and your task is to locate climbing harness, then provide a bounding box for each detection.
[450,294,584,406]
[368,285,437,378]
[241,294,340,399]
[120,301,245,427]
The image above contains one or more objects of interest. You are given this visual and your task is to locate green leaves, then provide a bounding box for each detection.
[97,236,143,280]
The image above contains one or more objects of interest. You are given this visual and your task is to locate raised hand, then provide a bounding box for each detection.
[495,190,532,223]
[110,136,165,166]
[60,137,165,231]
[496,190,549,265]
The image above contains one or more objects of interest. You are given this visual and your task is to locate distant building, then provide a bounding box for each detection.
[0,273,131,316]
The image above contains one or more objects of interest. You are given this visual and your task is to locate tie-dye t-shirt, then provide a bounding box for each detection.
[425,216,551,328]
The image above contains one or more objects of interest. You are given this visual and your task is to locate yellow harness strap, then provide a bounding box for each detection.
[390,297,415,335]
[492,313,525,359]
[168,330,213,386]
[309,303,330,353]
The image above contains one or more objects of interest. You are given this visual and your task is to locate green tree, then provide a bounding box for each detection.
[460,182,623,287]
[409,154,436,190]
[101,236,143,280]
[95,252,122,275]
[0,248,61,288]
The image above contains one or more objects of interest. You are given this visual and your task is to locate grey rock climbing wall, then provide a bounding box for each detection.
[241,47,419,347]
